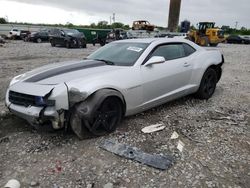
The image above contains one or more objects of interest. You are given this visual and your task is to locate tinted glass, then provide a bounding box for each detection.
[88,42,149,66]
[228,35,239,40]
[183,43,196,56]
[64,29,79,35]
[151,44,185,60]
[40,32,48,36]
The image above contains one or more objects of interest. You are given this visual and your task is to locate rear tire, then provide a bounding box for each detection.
[82,43,87,48]
[200,37,209,46]
[195,68,217,99]
[51,40,55,47]
[66,41,71,48]
[37,38,42,43]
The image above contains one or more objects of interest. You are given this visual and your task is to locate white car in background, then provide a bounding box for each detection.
[5,38,224,138]
[8,28,21,39]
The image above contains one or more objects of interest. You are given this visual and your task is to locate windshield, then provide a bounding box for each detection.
[87,42,149,66]
[63,29,80,35]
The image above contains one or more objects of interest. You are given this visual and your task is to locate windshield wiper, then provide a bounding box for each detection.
[94,59,115,65]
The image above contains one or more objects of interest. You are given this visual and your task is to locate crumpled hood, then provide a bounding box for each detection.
[20,60,124,85]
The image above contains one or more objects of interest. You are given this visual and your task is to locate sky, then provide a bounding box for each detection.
[0,0,249,28]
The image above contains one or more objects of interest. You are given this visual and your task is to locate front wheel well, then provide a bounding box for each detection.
[69,88,126,117]
[89,88,126,116]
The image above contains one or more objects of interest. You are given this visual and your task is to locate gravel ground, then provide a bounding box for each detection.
[0,40,249,188]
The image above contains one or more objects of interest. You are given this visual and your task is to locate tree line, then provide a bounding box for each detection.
[1,17,250,35]
[0,17,130,30]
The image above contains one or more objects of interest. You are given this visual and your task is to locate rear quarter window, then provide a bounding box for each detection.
[183,43,196,56]
[151,44,185,61]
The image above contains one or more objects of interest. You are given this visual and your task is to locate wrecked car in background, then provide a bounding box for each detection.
[26,30,50,43]
[5,38,224,139]
[0,36,6,44]
[49,28,87,48]
[132,20,155,31]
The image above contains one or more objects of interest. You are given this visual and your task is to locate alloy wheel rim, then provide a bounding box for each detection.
[86,99,120,135]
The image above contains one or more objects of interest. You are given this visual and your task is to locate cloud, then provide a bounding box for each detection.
[2,0,250,27]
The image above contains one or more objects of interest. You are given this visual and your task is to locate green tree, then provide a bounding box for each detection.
[240,27,247,31]
[90,23,96,28]
[0,17,7,24]
[66,22,74,28]
[111,22,124,29]
[97,21,109,29]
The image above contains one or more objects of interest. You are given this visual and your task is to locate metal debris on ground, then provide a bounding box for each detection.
[170,131,179,139]
[177,140,185,152]
[141,123,166,133]
[100,140,174,170]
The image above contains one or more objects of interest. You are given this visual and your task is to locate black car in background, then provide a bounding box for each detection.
[105,29,127,44]
[20,30,31,41]
[27,30,50,43]
[49,29,87,48]
[226,35,250,44]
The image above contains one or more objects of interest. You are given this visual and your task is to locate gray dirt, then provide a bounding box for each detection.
[0,40,249,188]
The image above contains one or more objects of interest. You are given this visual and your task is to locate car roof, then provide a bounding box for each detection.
[113,38,190,44]
[113,38,203,51]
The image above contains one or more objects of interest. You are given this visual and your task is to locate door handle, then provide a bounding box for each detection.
[183,62,190,67]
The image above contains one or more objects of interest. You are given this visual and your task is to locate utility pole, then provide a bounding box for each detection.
[235,21,238,30]
[112,13,116,23]
[168,0,182,32]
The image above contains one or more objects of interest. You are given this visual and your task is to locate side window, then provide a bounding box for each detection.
[151,44,185,61]
[41,32,48,36]
[183,43,196,56]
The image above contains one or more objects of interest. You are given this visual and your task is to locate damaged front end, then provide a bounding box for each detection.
[5,83,69,130]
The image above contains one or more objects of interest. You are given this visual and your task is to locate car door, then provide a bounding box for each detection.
[53,30,64,45]
[40,32,48,41]
[51,29,60,44]
[57,30,66,45]
[141,43,194,107]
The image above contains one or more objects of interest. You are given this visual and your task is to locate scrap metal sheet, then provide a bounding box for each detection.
[100,140,174,170]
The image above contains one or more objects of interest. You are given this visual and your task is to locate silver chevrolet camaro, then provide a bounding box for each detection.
[5,38,224,138]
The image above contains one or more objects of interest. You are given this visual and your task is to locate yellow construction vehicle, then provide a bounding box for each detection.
[188,22,225,47]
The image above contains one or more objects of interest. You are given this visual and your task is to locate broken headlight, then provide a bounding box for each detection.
[35,96,55,107]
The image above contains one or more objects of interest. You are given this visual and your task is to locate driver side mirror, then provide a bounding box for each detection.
[145,56,166,67]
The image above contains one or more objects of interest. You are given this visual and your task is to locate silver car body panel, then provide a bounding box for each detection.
[5,38,223,127]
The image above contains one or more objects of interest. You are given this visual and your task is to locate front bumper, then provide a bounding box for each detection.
[5,83,69,129]
[6,94,64,129]
[8,103,58,125]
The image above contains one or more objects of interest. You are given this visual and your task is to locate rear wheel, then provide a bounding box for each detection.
[51,40,55,47]
[82,40,87,48]
[36,38,42,43]
[66,41,71,48]
[200,37,209,46]
[195,68,217,99]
